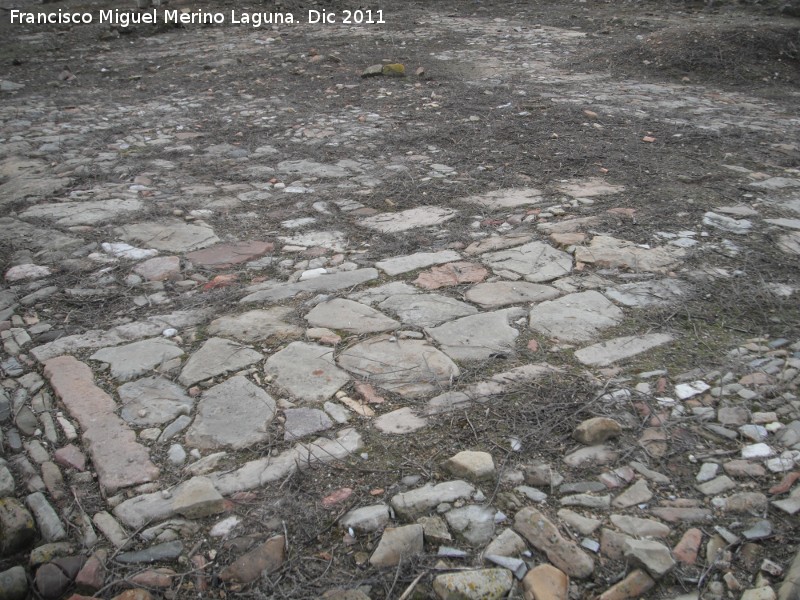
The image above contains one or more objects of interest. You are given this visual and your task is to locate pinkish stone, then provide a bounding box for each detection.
[44,356,159,493]
[413,261,488,290]
[673,528,702,565]
[54,444,87,472]
[354,382,385,404]
[75,550,106,593]
[128,569,176,588]
[133,256,181,281]
[185,241,273,269]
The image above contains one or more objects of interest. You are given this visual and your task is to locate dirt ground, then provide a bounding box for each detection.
[1,0,800,599]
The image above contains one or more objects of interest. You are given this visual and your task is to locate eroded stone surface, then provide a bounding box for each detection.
[529,291,623,343]
[483,241,573,282]
[178,338,263,386]
[265,342,350,403]
[90,338,184,381]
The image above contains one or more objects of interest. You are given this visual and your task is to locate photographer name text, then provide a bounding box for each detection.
[10,9,386,28]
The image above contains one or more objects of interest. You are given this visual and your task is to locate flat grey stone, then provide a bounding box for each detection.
[0,217,83,263]
[241,269,379,303]
[465,281,560,309]
[575,235,686,273]
[373,407,427,434]
[283,408,333,440]
[765,218,800,230]
[604,279,686,307]
[158,415,192,442]
[265,342,350,403]
[482,241,573,283]
[118,376,194,426]
[703,211,753,234]
[623,538,675,578]
[90,338,184,381]
[369,524,424,567]
[375,250,462,276]
[348,281,419,306]
[529,291,623,343]
[178,337,263,386]
[378,293,477,327]
[305,299,399,333]
[462,187,543,209]
[574,333,674,367]
[360,206,457,233]
[610,515,670,538]
[277,159,349,178]
[26,492,66,542]
[749,177,800,189]
[117,540,183,564]
[207,307,302,342]
[19,199,143,226]
[172,476,224,519]
[445,505,496,546]
[391,480,475,520]
[338,335,460,398]
[426,309,521,361]
[117,220,219,252]
[557,178,625,197]
[185,376,276,450]
[340,504,391,533]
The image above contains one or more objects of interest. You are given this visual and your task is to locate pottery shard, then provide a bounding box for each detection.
[514,507,594,579]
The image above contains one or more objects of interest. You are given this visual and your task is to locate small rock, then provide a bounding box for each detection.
[673,528,703,565]
[443,451,496,483]
[598,569,655,600]
[116,541,184,564]
[172,477,224,519]
[0,497,36,556]
[339,505,390,534]
[623,539,675,578]
[369,525,424,567]
[432,569,513,600]
[35,563,71,600]
[444,505,495,546]
[612,479,652,508]
[0,566,28,600]
[522,563,569,600]
[573,417,622,445]
[514,507,594,579]
[219,536,285,584]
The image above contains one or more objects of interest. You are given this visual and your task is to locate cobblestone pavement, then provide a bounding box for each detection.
[1,1,800,599]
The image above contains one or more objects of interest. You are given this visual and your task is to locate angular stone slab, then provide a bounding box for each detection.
[241,269,379,303]
[90,338,184,381]
[557,178,624,198]
[426,309,522,361]
[338,335,460,398]
[464,233,533,256]
[373,407,427,434]
[265,342,350,403]
[277,159,349,178]
[378,293,477,328]
[185,376,276,450]
[117,220,220,253]
[574,334,674,367]
[19,198,144,226]
[305,299,399,334]
[482,241,573,283]
[283,408,333,441]
[0,217,84,263]
[529,291,623,343]
[375,250,462,276]
[360,207,457,233]
[604,279,686,308]
[462,187,543,209]
[414,261,488,290]
[43,356,159,493]
[465,281,560,309]
[185,241,273,269]
[118,376,194,426]
[178,338,263,386]
[515,507,594,579]
[207,308,302,342]
[391,480,476,520]
[575,235,686,273]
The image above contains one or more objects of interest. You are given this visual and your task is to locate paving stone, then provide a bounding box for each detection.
[558,178,624,198]
[133,256,181,281]
[185,376,276,450]
[610,514,670,538]
[464,233,533,256]
[178,337,263,387]
[207,307,302,342]
[185,241,273,268]
[117,220,219,252]
[575,333,674,367]
[265,342,350,403]
[465,281,560,309]
[597,569,654,600]
[426,309,522,361]
[338,335,460,397]
[514,507,594,579]
[414,261,488,289]
[557,509,602,535]
[26,492,66,542]
[369,524,424,567]
[283,407,333,440]
[649,506,713,524]
[117,377,194,426]
[93,511,130,549]
[575,235,686,272]
[697,475,737,495]
[432,569,513,600]
[117,541,183,564]
[0,465,14,496]
[463,187,543,209]
[43,356,159,493]
[90,338,184,381]
[0,497,36,556]
[623,538,675,578]
[241,268,379,303]
[445,505,496,546]
[604,279,686,307]
[563,445,618,468]
[339,505,390,533]
[21,198,144,226]
[305,299,399,333]
[360,207,457,233]
[172,476,225,519]
[391,480,475,520]
[443,451,496,483]
[484,529,528,558]
[612,479,653,508]
[375,250,462,276]
[483,241,573,282]
[0,566,27,600]
[573,417,623,445]
[373,407,427,434]
[530,291,623,343]
[521,563,569,600]
[703,211,753,234]
[218,535,286,584]
[378,292,478,328]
